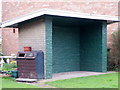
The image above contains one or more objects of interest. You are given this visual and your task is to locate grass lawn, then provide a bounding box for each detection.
[1,76,40,88]
[46,72,118,88]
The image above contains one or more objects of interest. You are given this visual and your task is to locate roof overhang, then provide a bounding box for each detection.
[1,9,119,28]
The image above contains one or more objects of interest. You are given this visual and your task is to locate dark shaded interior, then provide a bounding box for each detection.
[52,16,103,73]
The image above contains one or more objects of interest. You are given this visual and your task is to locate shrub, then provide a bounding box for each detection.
[108,30,120,71]
[2,62,17,71]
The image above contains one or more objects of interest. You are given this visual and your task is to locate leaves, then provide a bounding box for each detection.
[108,30,120,71]
[2,63,17,71]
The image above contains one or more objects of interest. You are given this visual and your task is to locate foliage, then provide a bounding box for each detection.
[2,76,15,81]
[108,30,120,71]
[2,62,17,72]
[46,72,118,88]
[1,60,17,76]
[2,63,13,71]
[10,60,16,64]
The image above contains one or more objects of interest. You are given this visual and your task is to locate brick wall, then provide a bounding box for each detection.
[52,26,81,73]
[2,1,118,21]
[19,19,46,53]
[1,1,119,55]
[2,28,19,55]
[107,23,118,48]
[80,21,107,72]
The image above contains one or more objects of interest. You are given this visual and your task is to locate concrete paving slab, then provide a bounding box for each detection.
[38,71,114,83]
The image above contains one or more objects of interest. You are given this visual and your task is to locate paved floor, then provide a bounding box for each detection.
[17,71,114,88]
[38,71,114,83]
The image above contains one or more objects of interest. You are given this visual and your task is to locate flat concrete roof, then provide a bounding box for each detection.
[1,9,119,28]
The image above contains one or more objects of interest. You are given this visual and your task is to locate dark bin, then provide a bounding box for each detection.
[16,50,44,79]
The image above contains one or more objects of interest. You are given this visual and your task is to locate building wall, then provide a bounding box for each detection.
[2,1,118,21]
[2,28,19,55]
[52,26,80,73]
[107,23,118,47]
[18,18,47,78]
[80,21,107,72]
[51,19,107,75]
[45,17,52,78]
[19,19,46,52]
[1,1,118,55]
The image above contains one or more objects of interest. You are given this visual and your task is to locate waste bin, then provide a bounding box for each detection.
[16,50,44,79]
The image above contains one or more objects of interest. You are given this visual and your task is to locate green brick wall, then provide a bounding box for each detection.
[101,21,107,72]
[45,16,107,78]
[52,26,81,73]
[80,21,107,72]
[45,16,52,79]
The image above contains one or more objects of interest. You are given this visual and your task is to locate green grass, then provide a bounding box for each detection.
[1,76,40,88]
[46,72,118,88]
